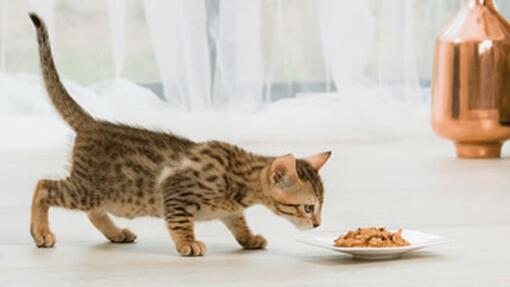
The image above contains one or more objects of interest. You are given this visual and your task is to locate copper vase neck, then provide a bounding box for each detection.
[464,0,495,7]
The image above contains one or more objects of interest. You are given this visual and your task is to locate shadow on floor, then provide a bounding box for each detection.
[89,241,266,258]
[292,251,449,266]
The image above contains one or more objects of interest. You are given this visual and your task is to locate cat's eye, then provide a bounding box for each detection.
[304,205,314,213]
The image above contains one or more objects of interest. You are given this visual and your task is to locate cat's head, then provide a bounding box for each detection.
[264,152,331,230]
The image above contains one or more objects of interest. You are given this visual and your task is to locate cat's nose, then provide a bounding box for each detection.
[313,223,320,228]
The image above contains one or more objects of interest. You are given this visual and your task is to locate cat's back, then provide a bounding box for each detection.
[74,121,194,157]
[185,140,269,187]
[70,121,195,188]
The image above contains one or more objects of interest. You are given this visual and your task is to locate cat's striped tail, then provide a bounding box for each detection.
[29,13,94,131]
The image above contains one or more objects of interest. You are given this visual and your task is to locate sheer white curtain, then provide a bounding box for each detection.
[143,0,266,111]
[144,0,212,110]
[139,0,469,108]
[3,0,510,148]
[0,0,470,108]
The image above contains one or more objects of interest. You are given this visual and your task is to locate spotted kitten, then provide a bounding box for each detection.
[29,14,331,256]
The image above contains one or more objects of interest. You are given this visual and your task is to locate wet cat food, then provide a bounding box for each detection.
[334,227,410,248]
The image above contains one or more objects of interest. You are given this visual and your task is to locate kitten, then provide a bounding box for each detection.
[28,13,331,256]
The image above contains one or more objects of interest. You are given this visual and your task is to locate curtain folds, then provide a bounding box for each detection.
[144,0,212,110]
[3,0,510,147]
[6,0,497,110]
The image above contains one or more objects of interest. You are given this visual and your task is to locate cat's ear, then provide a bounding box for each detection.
[269,154,297,185]
[304,151,332,170]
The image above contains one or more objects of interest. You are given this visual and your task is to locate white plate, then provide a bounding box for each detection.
[296,230,449,260]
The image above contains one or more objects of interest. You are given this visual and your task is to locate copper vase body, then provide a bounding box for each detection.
[432,0,510,158]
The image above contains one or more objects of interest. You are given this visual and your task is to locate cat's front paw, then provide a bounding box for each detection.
[108,228,137,243]
[176,240,207,257]
[239,234,267,250]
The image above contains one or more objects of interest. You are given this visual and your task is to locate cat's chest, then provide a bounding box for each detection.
[194,199,243,221]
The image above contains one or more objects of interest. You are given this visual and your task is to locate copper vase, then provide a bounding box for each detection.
[432,0,510,158]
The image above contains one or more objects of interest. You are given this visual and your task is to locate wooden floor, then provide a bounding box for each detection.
[1,140,509,286]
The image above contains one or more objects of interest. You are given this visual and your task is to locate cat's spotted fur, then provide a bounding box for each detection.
[29,13,331,256]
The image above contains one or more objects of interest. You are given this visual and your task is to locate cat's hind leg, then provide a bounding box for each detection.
[87,211,136,243]
[30,179,78,247]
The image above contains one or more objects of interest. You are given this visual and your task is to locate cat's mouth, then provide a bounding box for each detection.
[290,220,317,231]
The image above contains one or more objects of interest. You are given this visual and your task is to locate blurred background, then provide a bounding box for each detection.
[2,0,510,149]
